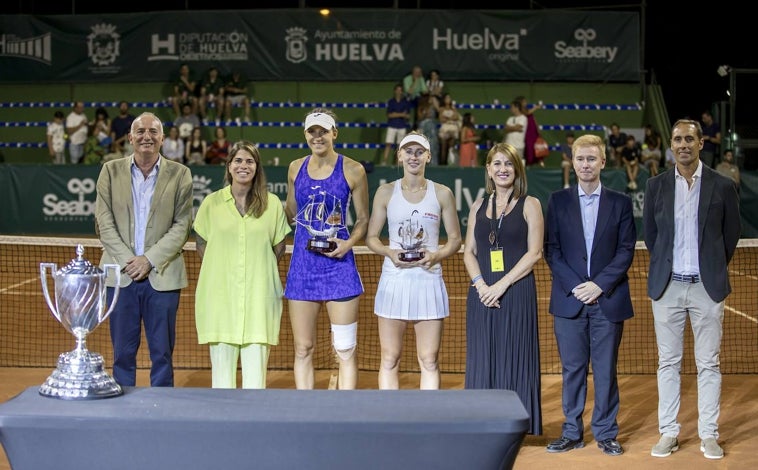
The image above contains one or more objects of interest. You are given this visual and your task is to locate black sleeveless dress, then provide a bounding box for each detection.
[464,195,542,435]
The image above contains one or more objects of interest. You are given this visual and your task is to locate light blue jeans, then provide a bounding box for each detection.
[652,279,723,440]
[68,142,84,164]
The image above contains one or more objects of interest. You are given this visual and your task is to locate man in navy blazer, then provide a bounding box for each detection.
[544,134,636,457]
[643,119,740,460]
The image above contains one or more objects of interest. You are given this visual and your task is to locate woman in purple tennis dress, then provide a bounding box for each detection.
[284,108,370,390]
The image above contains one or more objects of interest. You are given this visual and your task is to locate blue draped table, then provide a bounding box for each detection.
[0,386,528,470]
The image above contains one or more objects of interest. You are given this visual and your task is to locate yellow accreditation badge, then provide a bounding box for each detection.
[490,248,504,272]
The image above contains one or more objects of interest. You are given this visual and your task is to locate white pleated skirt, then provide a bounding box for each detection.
[373,264,449,320]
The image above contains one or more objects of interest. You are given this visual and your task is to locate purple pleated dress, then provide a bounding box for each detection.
[284,154,364,301]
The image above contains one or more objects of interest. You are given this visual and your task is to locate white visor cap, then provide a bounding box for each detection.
[304,112,336,131]
[399,134,430,151]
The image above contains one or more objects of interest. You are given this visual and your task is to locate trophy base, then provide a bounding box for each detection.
[307,238,337,253]
[39,349,123,400]
[399,251,425,262]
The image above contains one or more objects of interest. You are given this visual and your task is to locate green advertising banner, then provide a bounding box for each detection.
[0,9,639,83]
[6,164,756,239]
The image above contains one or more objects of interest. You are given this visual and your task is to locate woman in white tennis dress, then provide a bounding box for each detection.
[365,132,462,389]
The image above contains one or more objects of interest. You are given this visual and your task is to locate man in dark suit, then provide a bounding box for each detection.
[95,112,193,387]
[644,119,740,460]
[544,134,636,457]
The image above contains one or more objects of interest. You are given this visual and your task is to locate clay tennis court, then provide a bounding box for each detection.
[1,237,757,468]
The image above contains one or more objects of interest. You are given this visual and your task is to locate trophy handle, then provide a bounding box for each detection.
[99,264,121,323]
[39,263,61,322]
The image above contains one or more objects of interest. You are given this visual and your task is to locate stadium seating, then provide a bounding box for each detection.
[0,80,649,165]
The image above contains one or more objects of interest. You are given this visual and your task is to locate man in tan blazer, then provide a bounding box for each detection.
[95,112,193,387]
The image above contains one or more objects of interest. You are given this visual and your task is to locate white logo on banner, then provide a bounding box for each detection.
[554,28,618,63]
[42,178,96,221]
[192,175,213,218]
[0,33,52,64]
[307,28,404,62]
[87,23,120,66]
[147,31,248,62]
[285,27,308,64]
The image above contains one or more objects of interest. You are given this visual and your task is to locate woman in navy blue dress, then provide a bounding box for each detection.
[462,142,544,435]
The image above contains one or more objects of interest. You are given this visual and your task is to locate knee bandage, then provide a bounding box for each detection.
[331,322,357,360]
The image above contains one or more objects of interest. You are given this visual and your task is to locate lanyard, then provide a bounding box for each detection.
[489,190,514,248]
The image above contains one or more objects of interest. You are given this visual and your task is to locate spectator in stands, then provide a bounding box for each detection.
[284,108,369,390]
[402,65,428,128]
[199,66,225,124]
[664,147,676,169]
[194,141,291,389]
[206,126,231,165]
[83,130,106,165]
[503,98,527,163]
[416,95,440,165]
[365,132,462,390]
[544,133,635,457]
[91,106,112,149]
[162,126,185,163]
[381,83,411,166]
[641,124,662,177]
[65,101,89,164]
[110,101,135,155]
[518,96,544,167]
[458,112,480,167]
[700,110,721,167]
[560,132,575,188]
[101,145,124,163]
[644,119,740,461]
[463,142,543,436]
[716,148,740,192]
[46,110,66,165]
[174,102,200,144]
[185,126,207,166]
[95,112,193,387]
[426,69,444,103]
[224,71,251,123]
[607,123,627,168]
[403,65,428,105]
[621,134,642,190]
[171,63,198,119]
[437,93,461,166]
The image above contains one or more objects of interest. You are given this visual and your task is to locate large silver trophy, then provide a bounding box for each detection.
[39,244,122,399]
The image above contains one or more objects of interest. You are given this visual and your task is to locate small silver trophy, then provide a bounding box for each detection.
[398,212,427,262]
[39,244,122,400]
[295,189,345,253]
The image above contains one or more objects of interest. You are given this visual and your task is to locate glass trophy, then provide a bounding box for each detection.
[295,190,345,253]
[398,212,427,262]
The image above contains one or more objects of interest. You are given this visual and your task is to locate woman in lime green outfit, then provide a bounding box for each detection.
[194,141,291,388]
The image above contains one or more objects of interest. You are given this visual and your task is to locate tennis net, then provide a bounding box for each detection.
[1,236,756,375]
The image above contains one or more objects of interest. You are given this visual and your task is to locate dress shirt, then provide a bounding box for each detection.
[672,162,702,275]
[131,157,159,256]
[579,184,601,276]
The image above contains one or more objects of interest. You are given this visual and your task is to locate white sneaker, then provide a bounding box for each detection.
[700,438,723,459]
[651,435,679,457]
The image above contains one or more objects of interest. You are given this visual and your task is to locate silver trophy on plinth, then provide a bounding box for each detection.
[398,211,427,262]
[39,244,122,400]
